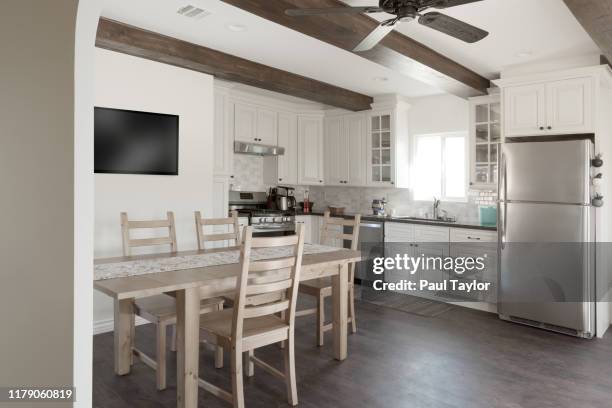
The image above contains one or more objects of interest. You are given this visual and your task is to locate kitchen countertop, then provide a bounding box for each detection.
[295,210,497,231]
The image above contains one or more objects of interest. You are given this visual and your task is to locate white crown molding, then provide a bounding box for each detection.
[494,64,612,88]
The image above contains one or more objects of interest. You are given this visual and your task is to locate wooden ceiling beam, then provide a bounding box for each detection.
[563,0,612,64]
[220,0,491,97]
[96,18,374,112]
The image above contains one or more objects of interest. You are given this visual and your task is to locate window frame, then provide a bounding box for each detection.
[411,131,469,203]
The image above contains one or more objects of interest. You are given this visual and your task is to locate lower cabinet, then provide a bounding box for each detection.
[384,222,498,305]
[296,215,322,244]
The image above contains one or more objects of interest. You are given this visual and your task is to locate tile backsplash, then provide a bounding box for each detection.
[230,154,497,223]
[292,185,497,223]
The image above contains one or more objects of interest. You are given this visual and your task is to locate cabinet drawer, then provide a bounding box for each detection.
[413,225,449,242]
[450,228,497,243]
[385,222,414,242]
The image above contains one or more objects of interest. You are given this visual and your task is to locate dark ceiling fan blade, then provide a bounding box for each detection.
[353,19,398,52]
[431,0,484,8]
[285,6,382,16]
[419,12,488,43]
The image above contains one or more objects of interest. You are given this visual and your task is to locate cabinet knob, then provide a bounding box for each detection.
[539,126,544,130]
[319,180,323,183]
[279,178,283,181]
[547,126,552,130]
[230,175,234,179]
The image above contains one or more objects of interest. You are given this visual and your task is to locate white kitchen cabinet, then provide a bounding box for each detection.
[502,76,594,137]
[234,102,278,145]
[324,116,349,185]
[297,115,325,185]
[256,107,278,146]
[547,77,593,134]
[365,97,410,188]
[346,114,367,186]
[234,102,258,144]
[503,83,546,137]
[273,112,298,185]
[449,228,498,303]
[324,113,366,186]
[213,90,234,177]
[469,94,501,189]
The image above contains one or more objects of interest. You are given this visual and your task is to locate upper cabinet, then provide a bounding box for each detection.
[275,112,298,185]
[367,112,394,186]
[501,76,594,137]
[234,102,278,145]
[323,113,366,186]
[297,115,325,185]
[469,94,501,189]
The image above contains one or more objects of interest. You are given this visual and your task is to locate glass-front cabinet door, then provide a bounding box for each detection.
[470,95,501,189]
[367,112,395,186]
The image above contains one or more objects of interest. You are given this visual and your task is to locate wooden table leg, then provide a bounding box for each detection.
[176,287,200,408]
[332,263,348,361]
[114,297,134,375]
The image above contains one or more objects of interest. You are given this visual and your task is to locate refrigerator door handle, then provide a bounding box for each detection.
[500,151,507,249]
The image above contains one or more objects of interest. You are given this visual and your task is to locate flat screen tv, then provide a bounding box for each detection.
[94,107,179,175]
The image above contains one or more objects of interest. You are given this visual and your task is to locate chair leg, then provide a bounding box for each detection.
[245,350,254,377]
[349,285,357,334]
[170,324,177,352]
[215,303,224,368]
[156,323,167,390]
[283,335,298,406]
[130,311,136,366]
[231,345,245,408]
[316,293,325,347]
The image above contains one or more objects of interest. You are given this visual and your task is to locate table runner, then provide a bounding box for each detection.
[94,244,343,281]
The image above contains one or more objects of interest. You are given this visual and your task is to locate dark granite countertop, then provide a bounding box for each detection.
[295,210,497,231]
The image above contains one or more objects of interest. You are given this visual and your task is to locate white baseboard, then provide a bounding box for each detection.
[93,316,149,335]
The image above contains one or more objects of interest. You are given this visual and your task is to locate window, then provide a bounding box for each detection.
[412,132,467,201]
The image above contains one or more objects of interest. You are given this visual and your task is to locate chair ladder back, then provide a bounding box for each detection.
[195,210,240,250]
[320,211,361,283]
[231,226,305,344]
[120,211,177,256]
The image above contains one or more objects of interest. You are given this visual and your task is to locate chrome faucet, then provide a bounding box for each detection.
[433,197,441,220]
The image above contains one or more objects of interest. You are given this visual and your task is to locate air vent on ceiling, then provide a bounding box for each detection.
[177,5,210,20]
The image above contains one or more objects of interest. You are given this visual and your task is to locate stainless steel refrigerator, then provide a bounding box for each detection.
[498,138,595,338]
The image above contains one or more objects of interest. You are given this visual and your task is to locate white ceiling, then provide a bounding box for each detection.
[100,0,442,101]
[100,0,599,101]
[344,0,599,78]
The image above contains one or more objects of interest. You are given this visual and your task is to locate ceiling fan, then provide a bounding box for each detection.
[285,0,489,52]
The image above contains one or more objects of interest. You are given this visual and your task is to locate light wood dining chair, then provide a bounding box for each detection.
[120,211,224,390]
[198,225,305,408]
[195,210,241,250]
[296,210,361,346]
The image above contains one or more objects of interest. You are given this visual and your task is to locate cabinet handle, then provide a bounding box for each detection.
[319,180,323,183]
[230,175,234,179]
[467,236,481,240]
[547,126,552,130]
[539,126,544,130]
[279,178,283,181]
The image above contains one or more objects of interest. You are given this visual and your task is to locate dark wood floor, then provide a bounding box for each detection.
[93,296,612,408]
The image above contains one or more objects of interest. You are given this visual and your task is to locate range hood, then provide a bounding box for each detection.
[234,141,285,157]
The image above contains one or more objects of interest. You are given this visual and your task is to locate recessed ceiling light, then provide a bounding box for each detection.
[516,50,533,58]
[226,23,247,32]
[373,76,389,82]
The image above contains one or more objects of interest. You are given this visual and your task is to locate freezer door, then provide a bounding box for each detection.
[500,139,591,204]
[498,202,594,333]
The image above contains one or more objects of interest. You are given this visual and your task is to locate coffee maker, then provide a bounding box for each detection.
[268,186,296,211]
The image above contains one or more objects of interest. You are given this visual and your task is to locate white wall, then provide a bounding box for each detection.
[94,49,215,326]
[407,93,469,136]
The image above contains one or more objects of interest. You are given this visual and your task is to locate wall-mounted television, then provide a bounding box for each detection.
[94,107,179,175]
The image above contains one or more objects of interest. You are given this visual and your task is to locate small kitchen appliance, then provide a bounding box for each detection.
[372,198,387,216]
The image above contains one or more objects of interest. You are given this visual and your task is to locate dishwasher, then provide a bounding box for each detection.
[344,220,385,286]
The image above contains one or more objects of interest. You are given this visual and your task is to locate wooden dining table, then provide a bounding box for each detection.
[94,245,361,408]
